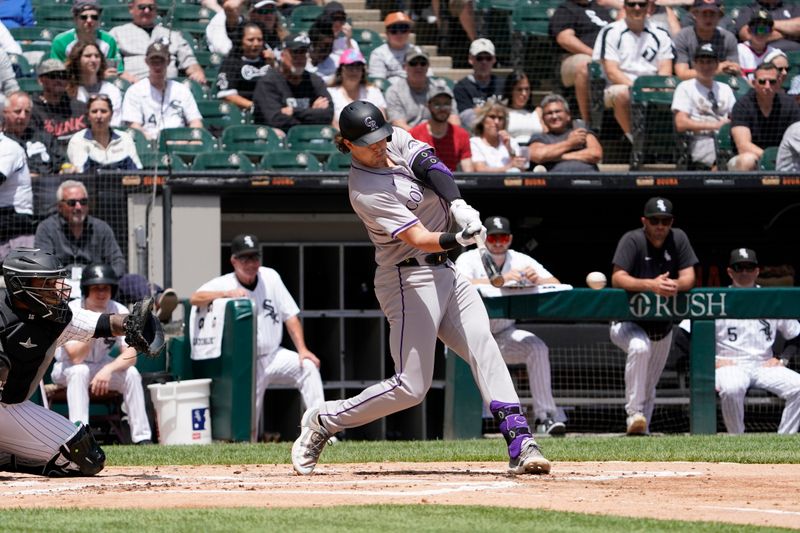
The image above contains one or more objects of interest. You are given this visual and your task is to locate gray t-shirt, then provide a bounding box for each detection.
[348,127,448,267]
[528,119,598,171]
[672,27,739,67]
[385,79,457,126]
[777,120,800,171]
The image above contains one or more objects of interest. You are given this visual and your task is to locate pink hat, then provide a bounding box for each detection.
[340,49,366,65]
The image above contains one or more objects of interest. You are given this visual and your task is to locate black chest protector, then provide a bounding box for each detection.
[0,291,71,404]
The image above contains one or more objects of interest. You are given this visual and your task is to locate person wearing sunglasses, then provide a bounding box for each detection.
[109,0,207,85]
[329,49,386,130]
[50,0,124,79]
[454,38,505,129]
[529,93,601,173]
[734,0,800,53]
[0,100,34,261]
[672,43,736,170]
[368,11,417,83]
[730,62,800,170]
[409,81,473,172]
[738,10,781,81]
[322,1,360,63]
[592,0,673,143]
[610,197,698,436]
[673,0,741,81]
[305,15,338,85]
[455,216,566,437]
[764,48,790,89]
[709,247,800,435]
[31,59,89,146]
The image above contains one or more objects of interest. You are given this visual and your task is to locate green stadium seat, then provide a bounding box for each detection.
[34,4,74,29]
[101,5,138,28]
[220,125,283,162]
[197,101,246,134]
[192,151,255,171]
[352,28,384,61]
[108,76,131,93]
[180,78,213,101]
[139,152,190,170]
[158,127,218,164]
[9,26,57,43]
[430,76,455,91]
[511,0,551,37]
[192,50,224,80]
[714,122,734,171]
[367,76,390,93]
[714,74,751,101]
[9,54,35,77]
[288,5,323,33]
[759,146,779,171]
[588,61,606,131]
[325,152,352,171]
[168,4,215,36]
[630,75,680,169]
[17,77,43,96]
[285,124,339,156]
[125,128,156,156]
[260,150,323,171]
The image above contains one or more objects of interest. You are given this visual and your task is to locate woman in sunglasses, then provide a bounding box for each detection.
[764,49,790,90]
[329,49,385,129]
[738,10,781,82]
[65,42,123,127]
[469,101,528,173]
[216,22,271,111]
[66,94,142,173]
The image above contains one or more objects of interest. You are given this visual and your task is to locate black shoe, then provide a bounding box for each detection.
[135,439,153,445]
[535,418,566,437]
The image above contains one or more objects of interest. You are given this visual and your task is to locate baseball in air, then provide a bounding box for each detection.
[586,271,607,289]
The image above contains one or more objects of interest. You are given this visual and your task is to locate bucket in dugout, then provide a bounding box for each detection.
[147,378,212,445]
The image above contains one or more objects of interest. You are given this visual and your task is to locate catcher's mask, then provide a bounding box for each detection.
[3,248,71,323]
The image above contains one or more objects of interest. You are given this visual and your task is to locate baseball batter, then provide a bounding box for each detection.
[291,101,550,476]
[455,215,566,436]
[715,248,800,434]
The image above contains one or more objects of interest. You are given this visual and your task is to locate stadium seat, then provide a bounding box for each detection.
[158,127,218,164]
[588,61,606,132]
[714,74,751,101]
[197,101,246,134]
[758,146,779,171]
[101,5,141,28]
[285,124,339,156]
[139,152,190,171]
[192,151,255,171]
[260,150,323,171]
[220,125,283,162]
[125,128,156,156]
[34,4,74,30]
[352,28,384,61]
[169,4,216,36]
[108,77,131,93]
[714,122,734,171]
[9,54,36,77]
[511,0,551,38]
[192,50,223,80]
[430,76,455,91]
[9,26,57,43]
[288,5,323,33]
[180,78,213,101]
[325,152,352,171]
[629,75,680,169]
[17,77,43,96]
[367,76,390,93]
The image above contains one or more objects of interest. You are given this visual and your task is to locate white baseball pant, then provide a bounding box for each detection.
[494,327,558,421]
[610,321,673,430]
[0,400,79,466]
[255,347,325,425]
[716,362,800,434]
[51,361,152,443]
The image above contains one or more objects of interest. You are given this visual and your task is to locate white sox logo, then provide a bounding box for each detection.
[263,299,279,324]
[655,199,668,213]
[490,217,504,230]
[629,292,727,318]
[243,235,255,249]
[364,116,378,131]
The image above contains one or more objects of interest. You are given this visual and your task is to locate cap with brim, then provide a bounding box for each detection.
[253,0,277,8]
[484,216,511,235]
[146,42,170,60]
[729,248,758,266]
[694,43,718,60]
[749,9,774,26]
[643,196,673,217]
[690,0,722,12]
[283,32,311,50]
[404,45,429,64]
[469,38,495,57]
[73,0,102,14]
[340,49,366,65]
[37,59,66,76]
[384,11,413,27]
[428,79,453,100]
[324,1,345,15]
[231,234,260,257]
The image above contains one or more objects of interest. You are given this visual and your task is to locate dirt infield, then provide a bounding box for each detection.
[2,462,798,529]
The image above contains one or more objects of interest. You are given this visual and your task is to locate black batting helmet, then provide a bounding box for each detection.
[3,248,71,323]
[80,264,118,299]
[339,100,393,146]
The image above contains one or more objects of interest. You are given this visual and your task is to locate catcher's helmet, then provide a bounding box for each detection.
[3,248,71,323]
[80,263,119,299]
[339,101,393,146]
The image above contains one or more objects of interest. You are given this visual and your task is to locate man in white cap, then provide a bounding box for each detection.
[453,38,505,128]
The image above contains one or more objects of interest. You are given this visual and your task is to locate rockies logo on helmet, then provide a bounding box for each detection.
[339,101,393,147]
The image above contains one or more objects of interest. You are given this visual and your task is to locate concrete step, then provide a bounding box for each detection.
[434,67,513,82]
[339,0,373,10]
[346,9,381,21]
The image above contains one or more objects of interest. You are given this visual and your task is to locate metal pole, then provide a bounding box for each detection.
[162,183,172,289]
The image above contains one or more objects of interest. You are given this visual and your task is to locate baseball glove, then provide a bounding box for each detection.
[124,297,165,358]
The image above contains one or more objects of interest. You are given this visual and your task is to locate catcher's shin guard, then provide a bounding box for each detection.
[0,353,10,402]
[43,424,106,477]
[490,401,532,459]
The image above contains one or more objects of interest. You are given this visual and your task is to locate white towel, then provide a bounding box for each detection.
[189,299,231,360]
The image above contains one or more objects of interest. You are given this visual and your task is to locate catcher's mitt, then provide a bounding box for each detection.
[124,297,165,358]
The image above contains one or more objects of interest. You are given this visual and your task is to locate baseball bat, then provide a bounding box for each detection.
[474,232,505,287]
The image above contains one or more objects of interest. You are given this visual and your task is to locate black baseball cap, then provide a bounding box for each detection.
[749,9,774,26]
[484,216,511,235]
[283,33,311,51]
[695,43,718,60]
[729,248,758,267]
[231,234,260,257]
[643,197,673,218]
[691,0,722,12]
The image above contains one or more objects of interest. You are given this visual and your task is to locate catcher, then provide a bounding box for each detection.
[0,248,164,477]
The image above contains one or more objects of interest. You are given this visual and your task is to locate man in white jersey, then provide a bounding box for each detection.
[715,248,800,434]
[189,234,325,433]
[51,264,152,444]
[455,216,566,436]
[291,101,551,476]
[0,112,34,262]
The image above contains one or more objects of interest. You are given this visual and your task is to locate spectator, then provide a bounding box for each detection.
[610,197,698,435]
[189,233,326,431]
[431,0,478,42]
[408,81,473,171]
[673,0,740,81]
[368,11,415,83]
[121,42,203,141]
[647,1,682,36]
[469,101,528,173]
[776,119,800,170]
[454,38,505,129]
[455,216,567,436]
[764,48,790,88]
[215,22,271,111]
[672,43,736,170]
[549,0,613,125]
[252,33,333,135]
[738,10,781,81]
[713,248,800,434]
[735,0,800,53]
[2,91,64,176]
[50,0,123,79]
[385,46,457,131]
[67,94,142,173]
[51,264,153,445]
[306,15,337,85]
[329,49,386,130]
[592,0,673,142]
[0,0,34,29]
[503,70,545,146]
[529,93,602,172]
[0,100,34,261]
[322,1,359,62]
[109,0,207,85]
[0,20,22,56]
[219,0,286,59]
[31,59,88,145]
[0,48,20,106]
[65,42,123,127]
[730,62,800,170]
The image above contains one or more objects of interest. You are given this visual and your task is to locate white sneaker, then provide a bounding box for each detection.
[626,413,647,435]
[508,438,551,475]
[291,408,332,475]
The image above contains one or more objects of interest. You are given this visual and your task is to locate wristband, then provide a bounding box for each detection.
[439,232,458,250]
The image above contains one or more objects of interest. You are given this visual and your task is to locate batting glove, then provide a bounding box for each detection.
[450,199,481,231]
[456,225,485,247]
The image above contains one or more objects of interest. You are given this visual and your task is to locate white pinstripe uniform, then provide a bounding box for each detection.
[0,306,100,471]
[51,299,151,443]
[195,267,325,423]
[715,316,800,434]
[455,249,558,422]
